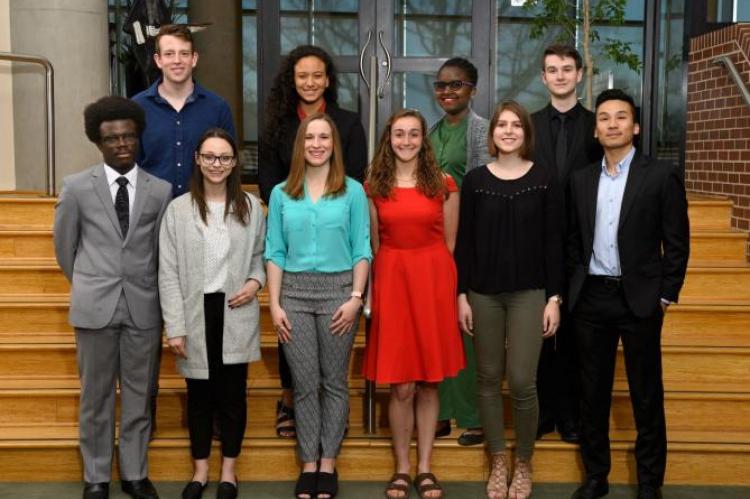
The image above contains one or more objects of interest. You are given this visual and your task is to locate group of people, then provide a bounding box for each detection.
[52,22,690,499]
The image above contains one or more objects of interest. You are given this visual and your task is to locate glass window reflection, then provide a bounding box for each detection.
[394,0,472,57]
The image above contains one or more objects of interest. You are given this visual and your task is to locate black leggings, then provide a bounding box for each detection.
[186,293,248,459]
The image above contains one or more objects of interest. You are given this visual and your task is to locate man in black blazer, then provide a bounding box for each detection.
[567,89,689,499]
[532,44,602,443]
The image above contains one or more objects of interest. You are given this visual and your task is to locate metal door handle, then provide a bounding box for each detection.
[358,30,373,89]
[377,30,392,98]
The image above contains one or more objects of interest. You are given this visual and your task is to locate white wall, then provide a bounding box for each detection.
[0,0,17,191]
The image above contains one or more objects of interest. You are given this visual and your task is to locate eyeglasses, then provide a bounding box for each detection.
[198,153,235,166]
[432,80,475,91]
[101,133,138,146]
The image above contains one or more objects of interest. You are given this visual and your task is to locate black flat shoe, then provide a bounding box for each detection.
[216,478,238,499]
[557,420,581,443]
[83,482,109,499]
[295,471,317,499]
[434,420,451,438]
[181,480,207,499]
[571,478,609,499]
[536,419,555,439]
[457,428,485,446]
[121,478,159,499]
[316,469,338,499]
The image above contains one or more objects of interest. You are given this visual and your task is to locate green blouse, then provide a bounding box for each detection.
[429,115,469,187]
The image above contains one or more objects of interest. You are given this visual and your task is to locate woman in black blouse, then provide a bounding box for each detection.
[454,101,563,499]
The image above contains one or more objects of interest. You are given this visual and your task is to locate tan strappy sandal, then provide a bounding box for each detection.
[486,453,509,499]
[508,458,532,499]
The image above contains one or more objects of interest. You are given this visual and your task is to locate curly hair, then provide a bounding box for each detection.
[189,127,250,226]
[438,57,478,86]
[83,96,145,144]
[367,109,446,199]
[262,45,339,144]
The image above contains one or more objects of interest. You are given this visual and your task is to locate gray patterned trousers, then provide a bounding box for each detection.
[281,271,357,462]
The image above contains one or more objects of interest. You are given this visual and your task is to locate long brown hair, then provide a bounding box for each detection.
[487,100,535,160]
[189,127,250,225]
[367,108,445,199]
[283,112,347,200]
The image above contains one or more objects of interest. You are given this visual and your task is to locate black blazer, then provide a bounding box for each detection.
[258,102,368,204]
[566,153,690,318]
[531,103,602,195]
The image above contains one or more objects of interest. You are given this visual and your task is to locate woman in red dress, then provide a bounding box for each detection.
[364,109,464,499]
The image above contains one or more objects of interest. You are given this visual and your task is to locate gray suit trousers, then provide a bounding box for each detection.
[75,292,161,483]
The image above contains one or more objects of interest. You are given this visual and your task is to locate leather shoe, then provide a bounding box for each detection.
[181,480,207,499]
[558,421,581,444]
[637,484,662,499]
[536,419,555,439]
[83,482,109,499]
[571,478,608,499]
[121,477,159,499]
[216,478,238,499]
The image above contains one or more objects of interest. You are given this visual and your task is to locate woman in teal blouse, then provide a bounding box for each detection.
[265,112,371,499]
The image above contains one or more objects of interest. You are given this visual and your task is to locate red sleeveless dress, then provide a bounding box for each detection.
[363,177,465,383]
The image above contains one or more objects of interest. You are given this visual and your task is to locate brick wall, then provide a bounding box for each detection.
[686,24,750,230]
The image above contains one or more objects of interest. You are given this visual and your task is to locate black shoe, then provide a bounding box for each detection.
[316,469,338,498]
[83,482,109,499]
[637,484,662,499]
[557,421,581,444]
[435,420,451,438]
[216,478,238,499]
[571,478,609,499]
[457,428,485,446]
[295,471,317,498]
[181,480,207,499]
[121,477,159,499]
[536,419,555,439]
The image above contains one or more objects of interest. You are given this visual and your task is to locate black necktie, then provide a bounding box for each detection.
[555,114,568,179]
[115,176,129,238]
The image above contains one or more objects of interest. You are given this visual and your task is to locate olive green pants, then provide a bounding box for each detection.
[470,289,545,458]
[437,332,481,428]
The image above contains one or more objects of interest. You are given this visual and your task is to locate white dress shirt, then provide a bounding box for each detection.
[103,163,138,218]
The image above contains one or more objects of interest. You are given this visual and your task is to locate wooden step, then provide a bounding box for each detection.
[679,265,750,301]
[687,196,733,231]
[2,386,748,446]
[689,230,747,263]
[0,198,55,228]
[0,432,748,485]
[0,228,55,259]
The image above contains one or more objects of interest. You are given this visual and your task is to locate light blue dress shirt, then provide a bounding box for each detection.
[264,177,372,272]
[588,147,636,277]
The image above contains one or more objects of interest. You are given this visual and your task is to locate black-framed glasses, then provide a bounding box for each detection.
[101,133,138,146]
[198,153,235,166]
[432,80,475,91]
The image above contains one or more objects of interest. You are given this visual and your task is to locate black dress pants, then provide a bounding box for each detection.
[572,276,666,487]
[186,293,248,459]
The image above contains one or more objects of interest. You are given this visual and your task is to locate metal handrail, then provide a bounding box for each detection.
[713,55,750,109]
[0,52,55,196]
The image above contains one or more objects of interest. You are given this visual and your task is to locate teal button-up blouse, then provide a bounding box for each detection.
[264,177,372,272]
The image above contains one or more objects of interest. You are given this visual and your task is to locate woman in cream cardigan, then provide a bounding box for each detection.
[159,128,266,499]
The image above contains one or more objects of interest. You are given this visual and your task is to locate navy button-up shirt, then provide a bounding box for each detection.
[132,79,236,197]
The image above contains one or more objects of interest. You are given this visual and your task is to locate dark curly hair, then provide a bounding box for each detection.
[262,45,339,144]
[438,57,478,86]
[83,96,145,144]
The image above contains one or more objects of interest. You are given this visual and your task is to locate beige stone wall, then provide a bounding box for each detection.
[0,0,16,190]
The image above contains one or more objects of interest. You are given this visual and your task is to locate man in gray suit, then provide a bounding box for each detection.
[54,96,172,499]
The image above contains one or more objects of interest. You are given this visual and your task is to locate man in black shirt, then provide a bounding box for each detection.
[531,44,602,443]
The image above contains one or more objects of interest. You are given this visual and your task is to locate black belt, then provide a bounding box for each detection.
[587,275,622,288]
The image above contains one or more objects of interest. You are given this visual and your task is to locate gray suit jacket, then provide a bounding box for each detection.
[54,164,172,330]
[429,109,493,174]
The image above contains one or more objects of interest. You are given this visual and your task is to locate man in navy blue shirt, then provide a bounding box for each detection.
[132,24,236,197]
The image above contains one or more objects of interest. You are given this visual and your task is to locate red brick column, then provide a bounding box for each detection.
[686,24,750,230]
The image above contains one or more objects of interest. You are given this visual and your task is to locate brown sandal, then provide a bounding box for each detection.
[486,453,509,499]
[414,472,443,499]
[508,458,532,499]
[384,473,411,499]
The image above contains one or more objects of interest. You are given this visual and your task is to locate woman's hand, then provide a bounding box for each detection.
[228,278,260,309]
[458,293,473,336]
[271,304,292,343]
[542,300,560,338]
[330,297,361,335]
[168,336,187,359]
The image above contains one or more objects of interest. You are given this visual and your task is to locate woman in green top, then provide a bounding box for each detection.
[428,57,492,446]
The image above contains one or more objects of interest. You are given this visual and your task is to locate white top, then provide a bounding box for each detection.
[103,164,138,218]
[202,201,230,293]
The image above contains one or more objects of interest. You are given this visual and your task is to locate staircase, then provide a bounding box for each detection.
[0,193,749,484]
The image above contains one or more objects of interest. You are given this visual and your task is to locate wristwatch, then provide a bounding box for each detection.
[548,295,563,305]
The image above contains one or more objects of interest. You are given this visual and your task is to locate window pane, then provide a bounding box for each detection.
[242,12,259,179]
[280,2,359,55]
[394,0,472,57]
[656,0,685,166]
[337,73,360,114]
